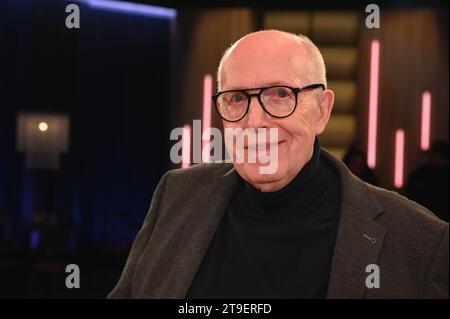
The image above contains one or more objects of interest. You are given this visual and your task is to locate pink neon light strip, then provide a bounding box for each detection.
[181,124,191,169]
[367,40,380,169]
[202,74,213,163]
[420,91,431,151]
[394,129,405,189]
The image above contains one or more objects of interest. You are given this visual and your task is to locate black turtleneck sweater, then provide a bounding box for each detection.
[187,139,341,298]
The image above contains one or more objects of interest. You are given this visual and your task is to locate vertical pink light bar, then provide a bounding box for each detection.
[202,74,213,163]
[367,40,380,169]
[394,129,405,189]
[420,91,432,151]
[181,124,191,169]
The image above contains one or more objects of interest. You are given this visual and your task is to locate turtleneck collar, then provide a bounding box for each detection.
[234,138,329,223]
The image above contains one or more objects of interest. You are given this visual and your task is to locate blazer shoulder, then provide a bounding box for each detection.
[165,162,234,183]
[323,149,447,230]
[367,182,448,233]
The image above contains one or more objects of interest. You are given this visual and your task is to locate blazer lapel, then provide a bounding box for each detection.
[163,165,239,298]
[324,151,386,299]
[160,151,387,299]
[326,203,386,298]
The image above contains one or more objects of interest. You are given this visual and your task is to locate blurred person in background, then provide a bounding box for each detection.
[343,145,378,186]
[406,141,449,222]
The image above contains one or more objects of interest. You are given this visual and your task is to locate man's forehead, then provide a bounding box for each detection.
[227,30,302,54]
[220,33,311,89]
[225,38,305,65]
[222,69,301,90]
[221,52,307,90]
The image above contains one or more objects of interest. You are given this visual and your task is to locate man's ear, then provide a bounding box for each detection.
[315,89,334,135]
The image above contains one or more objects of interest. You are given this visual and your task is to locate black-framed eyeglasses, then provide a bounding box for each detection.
[212,83,325,122]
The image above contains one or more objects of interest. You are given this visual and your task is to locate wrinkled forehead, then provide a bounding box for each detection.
[220,41,312,90]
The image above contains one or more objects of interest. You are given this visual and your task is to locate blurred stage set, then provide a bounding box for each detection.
[0,0,448,298]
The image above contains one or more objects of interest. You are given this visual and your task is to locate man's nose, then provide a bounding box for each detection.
[245,96,271,128]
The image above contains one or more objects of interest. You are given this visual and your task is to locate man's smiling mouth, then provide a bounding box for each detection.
[245,141,285,151]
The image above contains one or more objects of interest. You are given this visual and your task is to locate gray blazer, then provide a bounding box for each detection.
[108,150,448,299]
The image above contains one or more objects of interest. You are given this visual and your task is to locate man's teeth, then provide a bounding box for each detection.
[247,142,279,151]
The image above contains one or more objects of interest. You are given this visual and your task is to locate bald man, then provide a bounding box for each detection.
[109,30,448,299]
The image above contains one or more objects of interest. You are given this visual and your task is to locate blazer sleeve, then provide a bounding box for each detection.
[424,224,449,299]
[107,171,170,298]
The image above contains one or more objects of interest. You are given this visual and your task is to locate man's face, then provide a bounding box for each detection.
[220,34,334,192]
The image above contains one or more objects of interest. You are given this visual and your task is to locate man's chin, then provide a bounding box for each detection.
[241,163,285,187]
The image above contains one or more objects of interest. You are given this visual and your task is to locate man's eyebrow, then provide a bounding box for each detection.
[262,81,296,87]
[224,81,297,91]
